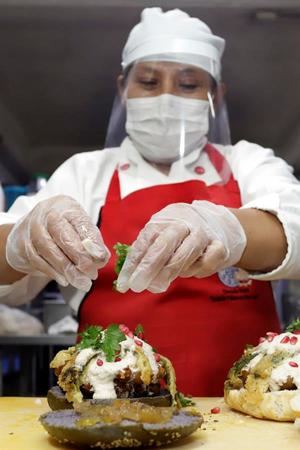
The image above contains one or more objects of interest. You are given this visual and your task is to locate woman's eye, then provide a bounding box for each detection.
[138,79,157,87]
[179,83,199,90]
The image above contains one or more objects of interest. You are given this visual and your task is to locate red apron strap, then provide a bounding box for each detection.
[204,143,233,184]
[104,168,121,203]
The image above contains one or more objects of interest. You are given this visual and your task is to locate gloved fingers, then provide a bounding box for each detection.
[147,231,208,293]
[25,239,68,286]
[162,228,209,275]
[65,207,110,265]
[47,215,99,280]
[60,261,93,292]
[30,227,92,291]
[126,223,189,293]
[116,225,161,293]
[81,238,111,269]
[181,240,228,278]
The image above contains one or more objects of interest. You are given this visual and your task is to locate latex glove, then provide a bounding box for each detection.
[116,201,246,293]
[6,195,110,292]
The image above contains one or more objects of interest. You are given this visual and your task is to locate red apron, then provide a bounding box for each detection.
[78,143,280,396]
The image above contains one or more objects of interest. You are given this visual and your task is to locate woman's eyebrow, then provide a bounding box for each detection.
[178,68,199,76]
[135,66,159,75]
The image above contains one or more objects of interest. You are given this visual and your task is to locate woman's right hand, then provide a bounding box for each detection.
[5,195,110,291]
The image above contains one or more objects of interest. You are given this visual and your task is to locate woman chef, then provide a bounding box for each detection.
[0,8,299,395]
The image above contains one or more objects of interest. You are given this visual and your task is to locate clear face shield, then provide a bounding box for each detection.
[105,57,231,179]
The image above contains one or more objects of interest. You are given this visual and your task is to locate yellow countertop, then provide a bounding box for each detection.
[0,396,299,450]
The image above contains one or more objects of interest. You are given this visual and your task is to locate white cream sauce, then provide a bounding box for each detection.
[269,353,300,390]
[75,348,99,370]
[245,332,300,390]
[258,333,300,355]
[75,335,159,400]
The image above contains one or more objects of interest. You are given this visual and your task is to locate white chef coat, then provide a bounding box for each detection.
[0,137,299,313]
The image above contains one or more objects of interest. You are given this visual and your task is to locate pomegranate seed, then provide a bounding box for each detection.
[290,336,298,345]
[137,332,144,340]
[280,336,290,344]
[266,332,278,337]
[119,324,129,334]
[154,353,161,362]
[96,359,103,366]
[127,331,134,339]
[115,357,121,362]
[211,407,220,414]
[293,330,300,335]
[135,339,143,347]
[289,361,299,368]
[259,337,266,344]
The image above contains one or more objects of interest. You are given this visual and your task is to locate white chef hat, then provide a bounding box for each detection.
[122,8,225,82]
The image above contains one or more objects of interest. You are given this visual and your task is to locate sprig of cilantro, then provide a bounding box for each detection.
[285,318,300,333]
[232,351,257,375]
[101,324,126,362]
[114,243,131,275]
[77,325,103,350]
[76,324,126,362]
[113,243,131,291]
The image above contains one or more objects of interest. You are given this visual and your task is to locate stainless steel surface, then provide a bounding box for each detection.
[0,334,76,346]
[0,334,76,395]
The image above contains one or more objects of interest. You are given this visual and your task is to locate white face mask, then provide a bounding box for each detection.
[125,94,209,164]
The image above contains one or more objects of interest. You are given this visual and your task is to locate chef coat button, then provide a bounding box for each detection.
[120,163,130,171]
[194,166,205,175]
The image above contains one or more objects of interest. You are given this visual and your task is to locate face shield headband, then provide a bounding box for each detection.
[105,57,230,150]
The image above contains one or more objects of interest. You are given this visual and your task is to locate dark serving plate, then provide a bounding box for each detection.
[40,408,203,448]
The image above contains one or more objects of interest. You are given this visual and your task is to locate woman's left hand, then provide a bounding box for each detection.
[116,201,247,293]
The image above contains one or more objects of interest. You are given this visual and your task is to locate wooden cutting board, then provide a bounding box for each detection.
[0,397,299,450]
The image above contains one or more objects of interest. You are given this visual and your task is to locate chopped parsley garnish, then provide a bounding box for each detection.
[232,351,257,376]
[271,351,289,366]
[175,391,195,407]
[77,324,126,362]
[285,318,300,333]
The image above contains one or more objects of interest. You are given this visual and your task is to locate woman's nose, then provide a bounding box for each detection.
[159,78,176,96]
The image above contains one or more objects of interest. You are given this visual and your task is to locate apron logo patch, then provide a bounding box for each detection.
[218,267,252,288]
